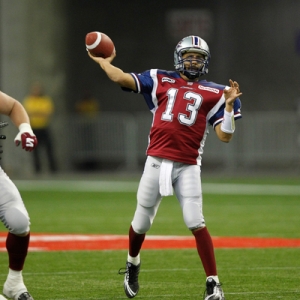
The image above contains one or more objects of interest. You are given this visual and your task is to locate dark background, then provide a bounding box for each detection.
[64,0,300,113]
[1,0,299,113]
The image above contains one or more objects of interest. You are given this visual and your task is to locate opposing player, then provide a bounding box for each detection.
[88,35,242,299]
[0,90,38,300]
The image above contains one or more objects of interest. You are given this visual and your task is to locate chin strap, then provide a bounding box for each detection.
[183,70,200,80]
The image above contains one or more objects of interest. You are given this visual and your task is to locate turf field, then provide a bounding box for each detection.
[0,177,299,299]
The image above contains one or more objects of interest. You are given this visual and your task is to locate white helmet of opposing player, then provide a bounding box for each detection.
[174,35,210,79]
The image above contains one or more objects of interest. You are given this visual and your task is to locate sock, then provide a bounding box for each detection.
[128,225,145,258]
[6,232,30,271]
[192,227,217,277]
[6,268,23,286]
[207,275,219,284]
[8,269,22,277]
[4,269,26,298]
[127,253,140,266]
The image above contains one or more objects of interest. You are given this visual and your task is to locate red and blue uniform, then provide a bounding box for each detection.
[123,69,242,165]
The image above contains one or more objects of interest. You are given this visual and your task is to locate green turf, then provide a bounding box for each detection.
[19,190,300,238]
[0,249,299,299]
[0,177,299,299]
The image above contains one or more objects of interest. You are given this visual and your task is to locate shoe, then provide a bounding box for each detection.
[119,261,140,298]
[16,292,34,300]
[3,280,34,300]
[203,277,225,300]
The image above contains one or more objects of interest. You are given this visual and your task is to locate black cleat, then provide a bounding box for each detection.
[18,292,34,300]
[203,277,225,300]
[119,261,140,298]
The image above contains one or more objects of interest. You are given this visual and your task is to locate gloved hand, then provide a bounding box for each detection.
[14,123,38,152]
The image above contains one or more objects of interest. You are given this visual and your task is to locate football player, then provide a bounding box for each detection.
[0,90,38,300]
[88,35,242,300]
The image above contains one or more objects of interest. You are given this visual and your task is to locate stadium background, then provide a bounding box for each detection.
[0,0,299,178]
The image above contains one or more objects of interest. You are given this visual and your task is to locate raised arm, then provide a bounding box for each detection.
[88,51,137,91]
[215,79,242,142]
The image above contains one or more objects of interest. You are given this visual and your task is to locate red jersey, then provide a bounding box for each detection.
[124,69,242,165]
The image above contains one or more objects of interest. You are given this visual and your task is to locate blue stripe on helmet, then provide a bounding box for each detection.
[193,36,200,47]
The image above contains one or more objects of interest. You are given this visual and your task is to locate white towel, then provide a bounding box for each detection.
[159,159,173,196]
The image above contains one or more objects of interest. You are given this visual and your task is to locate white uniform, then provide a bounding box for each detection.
[132,156,205,233]
[0,167,30,235]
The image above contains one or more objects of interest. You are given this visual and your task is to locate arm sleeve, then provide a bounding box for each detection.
[120,70,156,111]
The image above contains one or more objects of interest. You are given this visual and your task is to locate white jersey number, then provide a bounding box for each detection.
[161,88,203,126]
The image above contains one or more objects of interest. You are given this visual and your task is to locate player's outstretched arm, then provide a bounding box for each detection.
[0,91,38,151]
[88,51,136,91]
[215,79,242,143]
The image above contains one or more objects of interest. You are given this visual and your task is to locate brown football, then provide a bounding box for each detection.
[85,31,115,58]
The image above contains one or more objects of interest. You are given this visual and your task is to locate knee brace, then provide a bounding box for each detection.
[182,201,205,230]
[4,207,30,235]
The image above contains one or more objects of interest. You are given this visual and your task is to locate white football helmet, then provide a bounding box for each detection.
[174,35,210,79]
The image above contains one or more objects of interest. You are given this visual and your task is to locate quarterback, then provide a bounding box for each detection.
[0,90,37,300]
[88,35,242,299]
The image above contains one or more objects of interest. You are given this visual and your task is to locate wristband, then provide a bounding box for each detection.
[220,110,235,133]
[18,123,34,135]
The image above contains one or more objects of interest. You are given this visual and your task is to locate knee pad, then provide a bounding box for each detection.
[4,207,30,235]
[182,201,205,230]
[132,213,151,234]
[131,203,158,234]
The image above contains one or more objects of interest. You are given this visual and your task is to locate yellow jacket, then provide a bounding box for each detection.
[23,95,54,129]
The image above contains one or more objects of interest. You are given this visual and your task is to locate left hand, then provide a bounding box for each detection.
[14,123,38,152]
[223,79,242,107]
[15,132,38,152]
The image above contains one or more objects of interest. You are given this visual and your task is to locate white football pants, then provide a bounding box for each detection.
[132,156,205,234]
[0,167,30,235]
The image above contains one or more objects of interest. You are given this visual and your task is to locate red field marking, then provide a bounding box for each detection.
[0,233,300,251]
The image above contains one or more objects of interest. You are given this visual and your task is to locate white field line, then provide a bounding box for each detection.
[0,247,46,252]
[0,234,194,243]
[0,234,195,252]
[14,180,300,195]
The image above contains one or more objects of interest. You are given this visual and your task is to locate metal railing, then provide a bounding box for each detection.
[62,111,300,173]
[2,111,299,176]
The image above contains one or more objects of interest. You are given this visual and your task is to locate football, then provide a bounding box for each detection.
[85,31,115,58]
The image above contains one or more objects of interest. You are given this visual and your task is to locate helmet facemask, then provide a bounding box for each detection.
[181,54,208,79]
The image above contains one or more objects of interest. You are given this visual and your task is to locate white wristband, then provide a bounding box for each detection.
[18,123,34,135]
[220,110,235,133]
